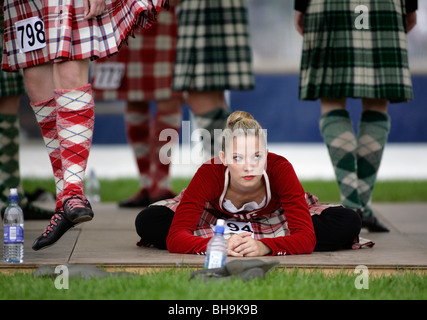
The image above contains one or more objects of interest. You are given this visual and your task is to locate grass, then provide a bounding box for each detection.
[22,178,427,203]
[0,268,426,300]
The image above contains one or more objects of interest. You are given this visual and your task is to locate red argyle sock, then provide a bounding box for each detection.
[55,84,94,201]
[149,109,181,199]
[125,103,151,192]
[30,97,63,211]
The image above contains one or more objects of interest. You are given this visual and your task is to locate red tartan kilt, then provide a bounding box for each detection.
[2,0,168,72]
[92,7,183,101]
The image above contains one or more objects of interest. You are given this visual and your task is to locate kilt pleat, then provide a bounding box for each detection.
[92,7,183,102]
[299,0,413,103]
[2,0,168,72]
[171,0,254,91]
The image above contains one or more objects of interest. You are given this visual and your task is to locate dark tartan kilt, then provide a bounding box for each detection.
[299,0,413,103]
[172,0,254,92]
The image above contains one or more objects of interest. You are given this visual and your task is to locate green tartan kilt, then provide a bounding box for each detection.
[1,15,25,97]
[172,0,254,91]
[299,0,413,103]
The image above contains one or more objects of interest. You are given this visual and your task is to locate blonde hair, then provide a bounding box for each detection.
[221,111,267,152]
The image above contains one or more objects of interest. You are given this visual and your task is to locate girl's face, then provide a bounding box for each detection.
[219,135,267,191]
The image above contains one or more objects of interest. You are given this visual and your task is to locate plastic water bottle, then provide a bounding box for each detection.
[3,188,24,263]
[85,169,100,203]
[204,219,227,269]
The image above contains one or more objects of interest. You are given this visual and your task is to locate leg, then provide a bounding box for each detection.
[54,59,95,222]
[0,96,21,209]
[24,64,55,102]
[357,99,390,231]
[135,205,175,250]
[149,98,182,201]
[31,60,95,250]
[119,101,152,207]
[188,91,230,159]
[312,207,362,251]
[0,94,55,220]
[25,64,64,211]
[319,98,362,211]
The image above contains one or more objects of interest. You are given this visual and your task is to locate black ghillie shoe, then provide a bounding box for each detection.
[32,211,75,251]
[118,190,151,208]
[63,196,94,223]
[21,202,55,220]
[361,215,390,232]
[357,209,389,232]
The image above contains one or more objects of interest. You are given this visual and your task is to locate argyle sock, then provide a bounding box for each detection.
[194,107,230,160]
[125,103,151,193]
[320,110,362,210]
[149,108,181,199]
[0,114,21,210]
[31,97,63,211]
[55,84,94,201]
[356,111,390,217]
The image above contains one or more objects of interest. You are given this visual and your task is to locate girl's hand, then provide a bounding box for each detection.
[295,11,305,36]
[406,12,417,33]
[83,0,106,20]
[227,232,271,257]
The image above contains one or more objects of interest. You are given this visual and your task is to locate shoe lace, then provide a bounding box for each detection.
[43,213,63,237]
[64,197,89,210]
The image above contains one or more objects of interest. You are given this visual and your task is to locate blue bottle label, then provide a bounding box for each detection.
[4,226,24,243]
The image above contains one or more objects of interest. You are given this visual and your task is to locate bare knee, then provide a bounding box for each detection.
[24,64,55,102]
[53,59,90,89]
[362,99,388,113]
[188,91,226,115]
[320,97,347,114]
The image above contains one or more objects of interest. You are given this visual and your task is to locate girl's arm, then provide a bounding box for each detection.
[166,164,220,254]
[259,158,316,255]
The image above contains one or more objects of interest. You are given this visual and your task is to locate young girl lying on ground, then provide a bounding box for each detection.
[136,111,369,256]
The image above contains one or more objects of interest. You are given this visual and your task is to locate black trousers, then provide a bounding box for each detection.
[135,206,362,252]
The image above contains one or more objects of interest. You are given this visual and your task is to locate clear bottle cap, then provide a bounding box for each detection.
[216,219,224,227]
[9,188,19,202]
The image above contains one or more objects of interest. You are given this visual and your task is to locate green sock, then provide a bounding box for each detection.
[0,114,21,209]
[320,110,362,210]
[357,111,390,216]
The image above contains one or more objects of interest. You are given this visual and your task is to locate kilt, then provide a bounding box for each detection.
[1,14,25,96]
[299,0,413,103]
[92,6,183,102]
[2,0,168,72]
[171,0,254,91]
